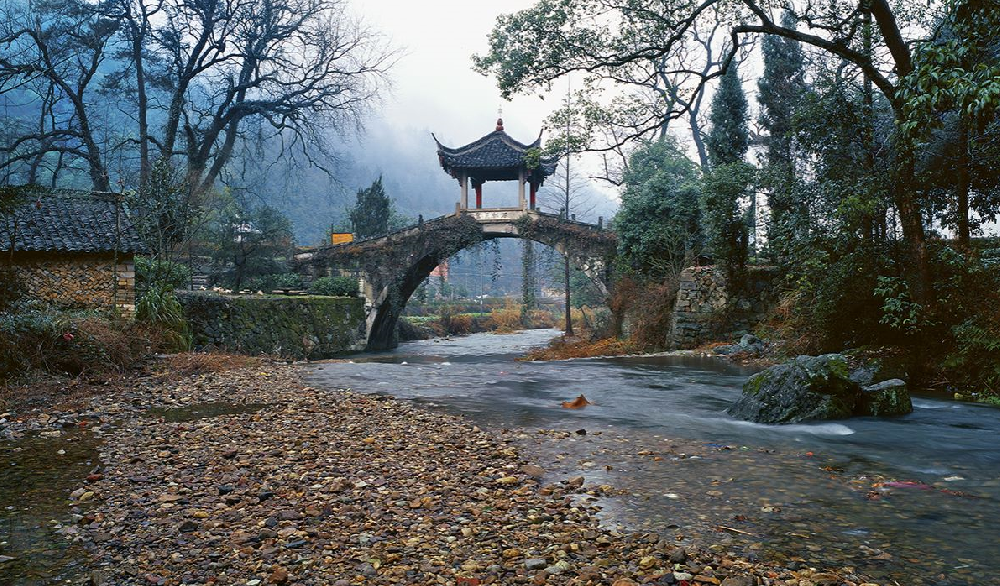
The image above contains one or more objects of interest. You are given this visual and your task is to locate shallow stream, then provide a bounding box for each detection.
[306,329,1000,586]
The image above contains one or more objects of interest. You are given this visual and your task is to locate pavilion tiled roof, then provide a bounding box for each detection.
[434,120,559,182]
[0,189,146,254]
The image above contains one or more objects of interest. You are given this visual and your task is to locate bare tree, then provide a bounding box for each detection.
[0,0,118,190]
[519,3,752,184]
[0,0,395,199]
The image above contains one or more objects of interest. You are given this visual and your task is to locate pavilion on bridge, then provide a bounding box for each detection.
[433,118,559,211]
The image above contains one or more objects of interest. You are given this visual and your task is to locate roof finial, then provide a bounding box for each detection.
[496,105,504,131]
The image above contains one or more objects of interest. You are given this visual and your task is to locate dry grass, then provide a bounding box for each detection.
[519,336,637,361]
[488,305,523,333]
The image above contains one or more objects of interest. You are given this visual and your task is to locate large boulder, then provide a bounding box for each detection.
[727,354,861,423]
[728,354,914,423]
[859,379,913,417]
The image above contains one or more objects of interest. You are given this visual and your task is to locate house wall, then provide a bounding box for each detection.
[11,252,136,315]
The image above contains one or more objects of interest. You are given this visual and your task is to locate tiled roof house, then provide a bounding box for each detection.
[0,190,145,314]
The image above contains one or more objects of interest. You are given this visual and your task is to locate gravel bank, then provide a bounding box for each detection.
[44,363,881,586]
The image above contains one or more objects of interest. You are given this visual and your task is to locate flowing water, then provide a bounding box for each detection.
[305,329,1000,586]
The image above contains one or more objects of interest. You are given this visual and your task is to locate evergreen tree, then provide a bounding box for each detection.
[706,65,749,167]
[349,177,392,239]
[758,11,807,258]
[616,139,702,279]
[703,63,751,288]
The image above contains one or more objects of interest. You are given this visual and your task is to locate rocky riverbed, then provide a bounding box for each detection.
[2,360,885,585]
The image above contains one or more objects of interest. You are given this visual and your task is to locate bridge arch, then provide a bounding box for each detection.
[294,210,616,351]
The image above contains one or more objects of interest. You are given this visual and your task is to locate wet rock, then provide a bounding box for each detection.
[858,379,912,417]
[564,476,585,489]
[727,354,860,423]
[713,344,741,356]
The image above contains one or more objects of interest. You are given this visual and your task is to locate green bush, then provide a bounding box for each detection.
[135,256,191,292]
[244,272,303,292]
[136,286,191,352]
[0,304,61,379]
[308,276,358,297]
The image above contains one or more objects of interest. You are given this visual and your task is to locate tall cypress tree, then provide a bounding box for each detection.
[706,64,749,167]
[703,63,751,290]
[758,11,806,258]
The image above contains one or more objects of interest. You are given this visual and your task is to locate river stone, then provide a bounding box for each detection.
[858,379,912,417]
[713,344,741,356]
[727,354,861,423]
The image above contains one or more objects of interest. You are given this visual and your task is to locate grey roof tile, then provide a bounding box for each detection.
[434,126,559,182]
[0,190,146,254]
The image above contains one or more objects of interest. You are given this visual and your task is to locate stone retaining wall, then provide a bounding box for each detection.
[178,292,366,359]
[12,252,136,315]
[670,265,779,349]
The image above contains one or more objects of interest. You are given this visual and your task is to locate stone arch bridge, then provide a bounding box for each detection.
[293,209,617,351]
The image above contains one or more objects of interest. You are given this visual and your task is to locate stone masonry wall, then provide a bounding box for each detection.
[671,266,730,349]
[178,292,366,359]
[670,265,779,349]
[14,252,136,315]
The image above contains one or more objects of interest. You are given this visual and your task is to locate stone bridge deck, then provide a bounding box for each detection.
[292,208,616,351]
[294,208,604,262]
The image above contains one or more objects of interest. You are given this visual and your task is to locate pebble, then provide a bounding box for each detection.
[48,362,881,586]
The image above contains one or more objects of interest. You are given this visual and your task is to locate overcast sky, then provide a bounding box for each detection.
[358,0,554,146]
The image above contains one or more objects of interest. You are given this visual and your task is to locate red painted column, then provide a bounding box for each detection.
[475,184,483,209]
[529,183,537,209]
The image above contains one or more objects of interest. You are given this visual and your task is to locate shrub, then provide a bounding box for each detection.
[308,276,358,297]
[447,313,473,335]
[244,272,303,292]
[611,275,679,351]
[135,256,191,293]
[490,304,523,333]
[1,305,161,381]
[136,285,192,352]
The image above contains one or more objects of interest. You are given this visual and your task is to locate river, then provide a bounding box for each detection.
[305,329,1000,586]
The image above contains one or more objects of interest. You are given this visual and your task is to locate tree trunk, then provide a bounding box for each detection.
[893,155,930,305]
[564,255,574,336]
[130,18,151,188]
[956,120,971,250]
